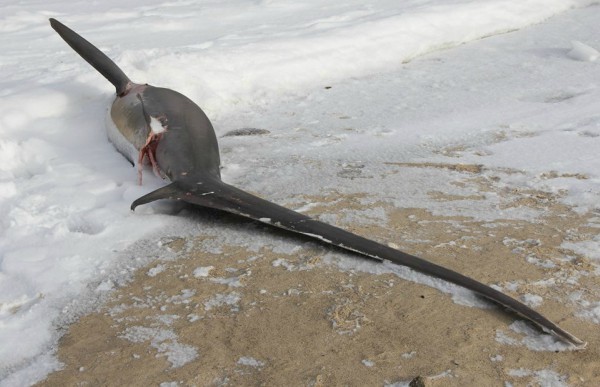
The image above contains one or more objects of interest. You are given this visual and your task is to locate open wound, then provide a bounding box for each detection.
[137,94,167,184]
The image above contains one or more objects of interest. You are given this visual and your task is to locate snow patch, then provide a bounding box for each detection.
[236,356,265,368]
[204,292,241,311]
[120,326,198,368]
[210,276,244,288]
[521,293,543,308]
[148,264,166,277]
[362,359,375,367]
[325,254,490,308]
[567,40,599,62]
[508,368,568,387]
[496,321,575,351]
[193,266,214,278]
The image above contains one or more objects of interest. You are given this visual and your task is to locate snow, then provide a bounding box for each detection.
[148,263,166,277]
[490,354,504,362]
[568,40,599,61]
[508,368,569,387]
[236,356,265,368]
[362,359,375,367]
[120,326,198,368]
[192,265,214,278]
[210,276,244,288]
[521,293,543,308]
[495,321,576,352]
[203,292,241,311]
[2,0,600,384]
[326,253,493,308]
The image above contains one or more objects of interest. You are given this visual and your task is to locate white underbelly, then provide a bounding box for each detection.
[105,107,138,165]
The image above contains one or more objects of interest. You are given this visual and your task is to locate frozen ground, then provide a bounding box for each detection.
[1,0,600,385]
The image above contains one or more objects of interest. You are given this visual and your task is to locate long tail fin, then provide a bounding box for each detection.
[132,179,586,348]
[49,18,131,96]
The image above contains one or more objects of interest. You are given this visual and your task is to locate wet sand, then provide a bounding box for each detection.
[39,165,600,386]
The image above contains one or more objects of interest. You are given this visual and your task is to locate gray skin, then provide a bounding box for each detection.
[49,18,586,349]
[110,84,221,182]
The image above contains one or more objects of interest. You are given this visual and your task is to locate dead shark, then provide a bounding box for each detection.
[49,18,586,348]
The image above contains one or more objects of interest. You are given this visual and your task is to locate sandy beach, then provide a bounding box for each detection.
[39,164,600,386]
[3,2,600,385]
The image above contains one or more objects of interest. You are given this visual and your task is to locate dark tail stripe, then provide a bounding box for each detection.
[133,179,586,348]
